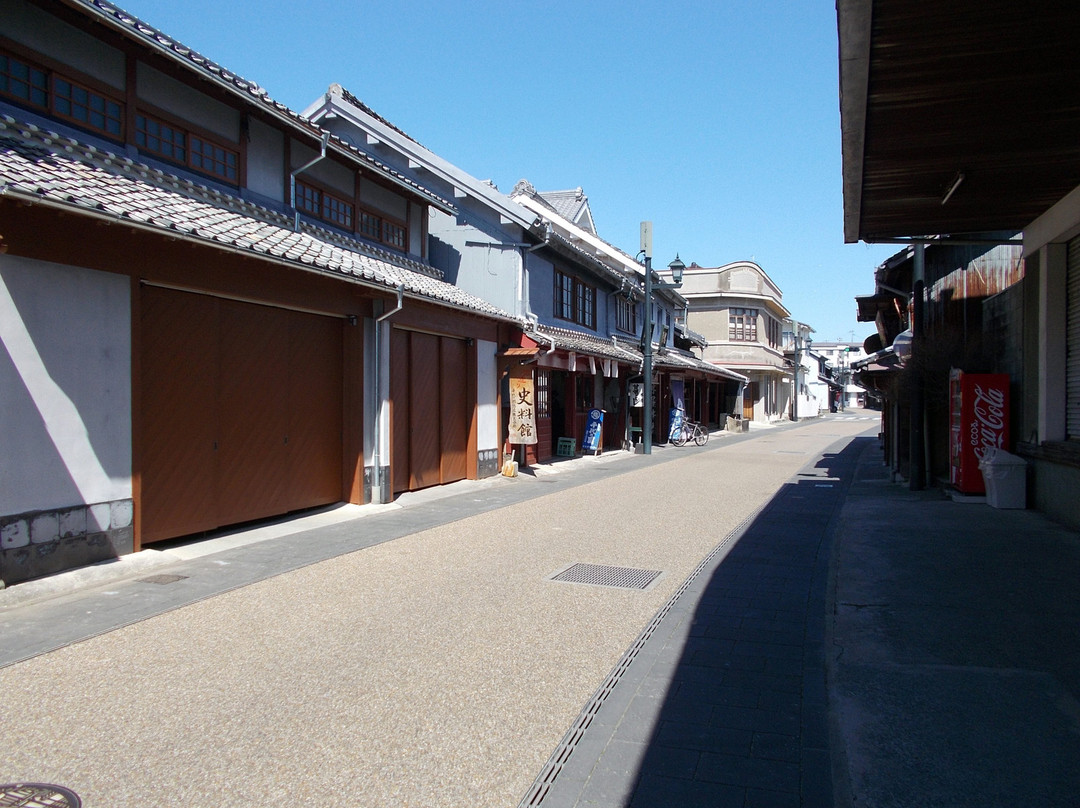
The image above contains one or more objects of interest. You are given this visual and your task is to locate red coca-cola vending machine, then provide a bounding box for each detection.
[949,369,1010,494]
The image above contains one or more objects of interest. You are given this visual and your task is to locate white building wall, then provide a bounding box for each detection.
[476,339,500,475]
[0,256,131,515]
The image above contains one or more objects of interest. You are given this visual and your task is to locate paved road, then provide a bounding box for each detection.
[0,417,874,807]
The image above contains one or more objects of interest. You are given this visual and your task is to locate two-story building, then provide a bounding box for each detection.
[0,0,518,584]
[301,83,544,486]
[510,182,651,458]
[679,261,791,422]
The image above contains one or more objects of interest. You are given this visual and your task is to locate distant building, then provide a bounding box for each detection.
[678,262,791,422]
[813,342,868,410]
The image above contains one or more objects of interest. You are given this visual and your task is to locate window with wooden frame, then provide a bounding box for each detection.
[766,316,781,348]
[135,111,238,184]
[554,270,596,330]
[616,294,637,333]
[729,307,758,341]
[0,49,123,140]
[535,370,550,418]
[295,179,354,230]
[357,206,407,250]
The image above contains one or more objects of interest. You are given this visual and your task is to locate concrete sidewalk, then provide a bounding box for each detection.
[830,442,1080,807]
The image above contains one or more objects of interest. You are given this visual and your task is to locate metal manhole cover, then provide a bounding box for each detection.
[550,563,662,591]
[0,783,81,807]
[137,574,188,585]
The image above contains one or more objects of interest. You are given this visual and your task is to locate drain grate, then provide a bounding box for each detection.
[0,783,81,807]
[550,563,662,591]
[137,574,188,585]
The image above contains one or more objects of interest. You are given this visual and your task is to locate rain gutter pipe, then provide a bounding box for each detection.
[372,283,405,503]
[290,130,331,231]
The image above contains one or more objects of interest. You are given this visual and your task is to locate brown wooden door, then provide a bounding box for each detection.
[216,299,291,526]
[140,286,219,543]
[409,332,442,489]
[285,309,343,511]
[390,328,411,495]
[439,336,468,483]
[743,382,757,420]
[140,288,344,543]
[390,328,471,494]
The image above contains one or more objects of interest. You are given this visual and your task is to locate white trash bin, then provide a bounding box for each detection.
[978,448,1027,509]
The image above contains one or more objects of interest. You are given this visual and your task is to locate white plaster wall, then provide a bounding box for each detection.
[476,340,499,453]
[0,256,131,514]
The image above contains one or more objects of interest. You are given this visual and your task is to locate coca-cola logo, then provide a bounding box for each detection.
[970,383,1006,461]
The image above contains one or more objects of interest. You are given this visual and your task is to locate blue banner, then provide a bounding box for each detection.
[668,408,684,442]
[583,408,604,453]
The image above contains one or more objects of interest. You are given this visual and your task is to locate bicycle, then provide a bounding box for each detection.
[671,417,709,446]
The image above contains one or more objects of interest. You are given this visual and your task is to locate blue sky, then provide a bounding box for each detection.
[118,0,896,345]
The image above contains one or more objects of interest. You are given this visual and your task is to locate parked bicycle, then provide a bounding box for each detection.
[671,417,709,446]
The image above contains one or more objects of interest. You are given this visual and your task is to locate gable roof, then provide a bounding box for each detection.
[536,188,596,234]
[512,180,645,284]
[304,84,535,229]
[0,115,512,320]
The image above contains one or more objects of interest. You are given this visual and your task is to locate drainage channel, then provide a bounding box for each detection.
[520,507,763,806]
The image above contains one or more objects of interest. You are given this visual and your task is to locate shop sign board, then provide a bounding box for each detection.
[583,408,604,453]
[509,367,537,445]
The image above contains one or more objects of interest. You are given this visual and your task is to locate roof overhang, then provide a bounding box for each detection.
[838,0,1080,243]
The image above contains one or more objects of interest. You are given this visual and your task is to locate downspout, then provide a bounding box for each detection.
[519,222,551,320]
[290,130,331,231]
[372,284,405,504]
[540,330,556,356]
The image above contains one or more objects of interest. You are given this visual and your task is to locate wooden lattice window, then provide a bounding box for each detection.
[1,50,123,140]
[729,307,758,341]
[136,112,238,183]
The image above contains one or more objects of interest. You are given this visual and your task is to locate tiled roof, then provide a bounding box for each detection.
[337,85,425,149]
[0,117,511,320]
[655,351,750,383]
[537,188,595,234]
[610,336,748,383]
[72,0,456,214]
[528,324,642,364]
[544,230,631,286]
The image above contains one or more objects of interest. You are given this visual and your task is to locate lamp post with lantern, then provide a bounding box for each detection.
[638,221,685,455]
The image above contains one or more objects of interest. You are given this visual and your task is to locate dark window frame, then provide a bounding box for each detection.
[0,47,124,141]
[554,269,597,330]
[356,204,408,251]
[729,307,759,342]
[535,370,550,418]
[295,178,354,230]
[616,295,638,333]
[135,107,239,185]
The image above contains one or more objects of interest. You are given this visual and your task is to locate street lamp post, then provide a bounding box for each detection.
[638,221,684,455]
